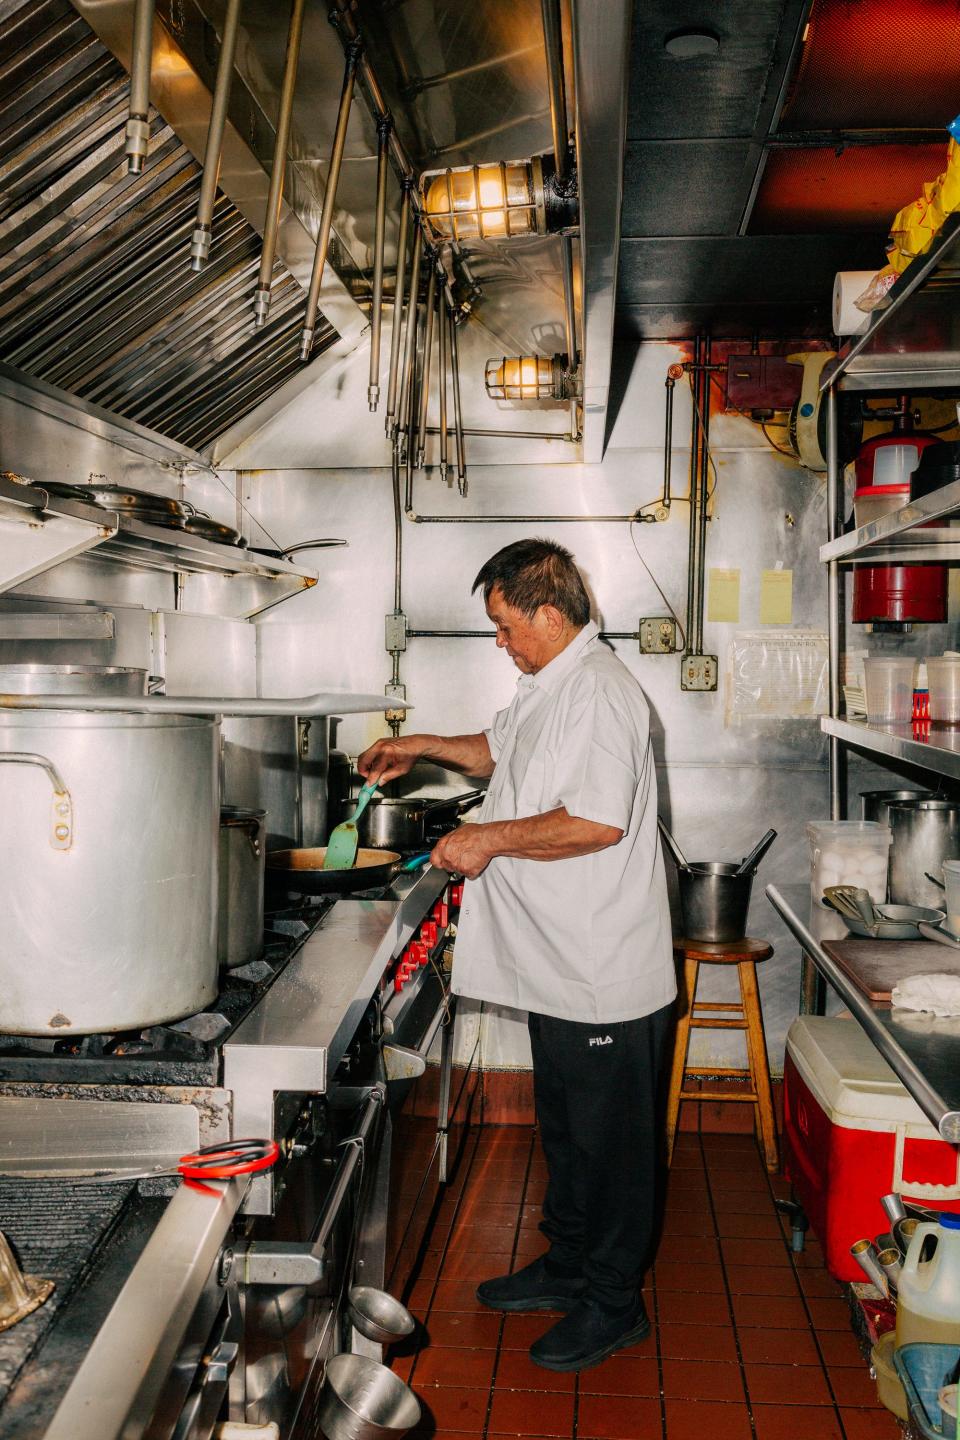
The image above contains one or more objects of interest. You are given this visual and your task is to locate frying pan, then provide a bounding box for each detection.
[266,846,434,896]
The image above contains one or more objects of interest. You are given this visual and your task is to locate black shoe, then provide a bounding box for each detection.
[476,1255,586,1313]
[529,1297,651,1372]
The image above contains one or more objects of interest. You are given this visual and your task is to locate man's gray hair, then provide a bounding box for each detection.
[472,538,591,627]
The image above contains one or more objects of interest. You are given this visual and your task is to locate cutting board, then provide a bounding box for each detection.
[823,939,960,1002]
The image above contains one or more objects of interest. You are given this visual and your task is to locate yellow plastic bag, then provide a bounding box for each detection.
[885,135,960,274]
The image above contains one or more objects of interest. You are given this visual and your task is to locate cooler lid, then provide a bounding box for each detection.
[786,1016,937,1131]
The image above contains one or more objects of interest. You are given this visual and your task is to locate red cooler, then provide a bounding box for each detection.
[783,1017,960,1280]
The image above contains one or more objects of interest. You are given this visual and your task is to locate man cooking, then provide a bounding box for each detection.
[357,538,675,1373]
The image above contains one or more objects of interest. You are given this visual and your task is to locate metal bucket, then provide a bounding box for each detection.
[678,861,754,943]
[315,1353,420,1440]
[888,799,960,908]
[860,789,933,826]
[347,1287,415,1346]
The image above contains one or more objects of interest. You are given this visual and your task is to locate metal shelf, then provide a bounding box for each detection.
[767,883,960,1142]
[822,715,960,784]
[820,479,960,563]
[0,475,318,617]
[823,213,960,393]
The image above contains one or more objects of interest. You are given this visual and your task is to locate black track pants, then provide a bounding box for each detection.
[527,1002,673,1310]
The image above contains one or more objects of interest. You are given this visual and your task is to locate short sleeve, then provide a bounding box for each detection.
[485,699,515,762]
[549,680,647,832]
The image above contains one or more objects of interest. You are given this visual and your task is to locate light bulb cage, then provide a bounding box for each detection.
[485,353,575,402]
[420,153,577,243]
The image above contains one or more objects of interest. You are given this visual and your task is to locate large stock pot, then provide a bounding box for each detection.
[0,709,219,1034]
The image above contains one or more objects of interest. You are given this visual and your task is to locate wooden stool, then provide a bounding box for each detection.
[666,937,779,1172]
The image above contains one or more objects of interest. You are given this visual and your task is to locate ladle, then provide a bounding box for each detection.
[657,818,689,871]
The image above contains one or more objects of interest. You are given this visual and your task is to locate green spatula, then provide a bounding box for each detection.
[323,777,380,871]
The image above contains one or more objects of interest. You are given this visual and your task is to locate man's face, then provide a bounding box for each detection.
[485,586,555,674]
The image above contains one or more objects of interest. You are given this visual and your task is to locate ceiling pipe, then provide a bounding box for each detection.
[125,0,155,175]
[437,277,449,482]
[415,260,438,467]
[396,233,423,442]
[405,46,542,96]
[560,234,580,438]
[300,37,361,360]
[540,0,571,183]
[190,0,244,270]
[384,180,411,437]
[449,308,467,496]
[254,0,306,327]
[367,114,392,409]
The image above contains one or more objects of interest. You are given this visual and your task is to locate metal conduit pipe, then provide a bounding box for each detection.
[384,182,411,436]
[404,296,421,482]
[126,0,155,174]
[662,375,675,511]
[449,309,467,495]
[190,0,243,270]
[438,280,449,481]
[415,261,438,466]
[397,233,422,442]
[540,0,570,181]
[367,113,392,408]
[254,0,306,326]
[684,337,703,654]
[407,629,640,639]
[560,234,580,439]
[693,335,712,654]
[300,38,361,360]
[403,463,642,525]
[423,427,575,441]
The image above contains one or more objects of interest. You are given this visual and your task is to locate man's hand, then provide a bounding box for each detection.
[357,736,424,784]
[430,823,495,880]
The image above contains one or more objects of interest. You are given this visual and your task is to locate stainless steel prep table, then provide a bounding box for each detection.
[767,882,960,1143]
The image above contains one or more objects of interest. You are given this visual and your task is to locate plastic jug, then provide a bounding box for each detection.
[897,1213,960,1347]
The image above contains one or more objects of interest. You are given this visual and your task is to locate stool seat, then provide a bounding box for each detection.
[666,935,779,1172]
[673,938,773,965]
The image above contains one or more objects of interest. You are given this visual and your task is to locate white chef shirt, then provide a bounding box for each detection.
[451,620,676,1024]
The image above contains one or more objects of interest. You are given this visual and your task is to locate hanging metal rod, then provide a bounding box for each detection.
[429,109,551,158]
[126,0,155,174]
[254,0,306,326]
[300,37,361,359]
[404,45,541,96]
[540,0,571,182]
[415,261,438,466]
[449,306,467,495]
[190,0,243,269]
[397,235,423,440]
[437,271,449,482]
[367,114,392,408]
[422,427,574,441]
[384,182,411,435]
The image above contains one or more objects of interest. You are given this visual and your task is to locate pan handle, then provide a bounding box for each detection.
[423,789,485,817]
[0,751,73,849]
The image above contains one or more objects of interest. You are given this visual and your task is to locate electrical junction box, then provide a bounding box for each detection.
[639,618,678,654]
[680,653,718,691]
[725,354,802,416]
[385,612,407,652]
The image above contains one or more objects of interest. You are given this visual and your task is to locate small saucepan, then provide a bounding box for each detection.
[343,789,485,852]
[266,847,434,896]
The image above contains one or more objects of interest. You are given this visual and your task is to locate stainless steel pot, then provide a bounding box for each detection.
[678,861,754,943]
[342,790,485,851]
[860,788,933,826]
[888,798,960,908]
[0,709,219,1034]
[0,664,161,696]
[219,805,266,969]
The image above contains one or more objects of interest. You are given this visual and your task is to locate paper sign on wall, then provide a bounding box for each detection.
[707,568,741,623]
[760,568,793,625]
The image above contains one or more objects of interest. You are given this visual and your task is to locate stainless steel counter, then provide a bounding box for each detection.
[767,883,960,1143]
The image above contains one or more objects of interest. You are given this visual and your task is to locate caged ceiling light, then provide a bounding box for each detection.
[421,154,578,242]
[484,354,576,402]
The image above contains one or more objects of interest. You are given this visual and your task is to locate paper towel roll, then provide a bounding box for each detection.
[832,270,876,337]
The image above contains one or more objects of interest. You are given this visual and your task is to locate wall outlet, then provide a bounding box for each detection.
[639,617,678,654]
[680,653,718,691]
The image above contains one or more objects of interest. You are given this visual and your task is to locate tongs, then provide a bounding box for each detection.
[0,1138,281,1194]
[823,885,879,928]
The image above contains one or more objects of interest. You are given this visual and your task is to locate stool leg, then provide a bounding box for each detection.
[665,957,699,1165]
[739,960,779,1172]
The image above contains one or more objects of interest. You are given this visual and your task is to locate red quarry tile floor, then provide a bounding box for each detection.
[387,1128,899,1439]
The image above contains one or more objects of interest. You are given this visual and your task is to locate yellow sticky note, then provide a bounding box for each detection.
[707,568,741,623]
[760,568,793,624]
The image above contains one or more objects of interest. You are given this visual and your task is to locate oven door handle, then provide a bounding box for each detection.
[383,1000,448,1082]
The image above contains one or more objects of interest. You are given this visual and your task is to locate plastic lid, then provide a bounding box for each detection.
[940,1212,960,1229]
[853,484,911,496]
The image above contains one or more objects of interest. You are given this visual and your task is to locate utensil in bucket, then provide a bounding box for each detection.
[678,861,754,944]
[347,1286,415,1345]
[316,1353,420,1440]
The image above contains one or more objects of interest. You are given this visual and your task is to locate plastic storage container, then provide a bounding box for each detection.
[783,1018,960,1280]
[926,657,960,724]
[897,1214,960,1348]
[806,820,892,940]
[862,656,917,723]
[943,860,960,932]
[854,483,909,528]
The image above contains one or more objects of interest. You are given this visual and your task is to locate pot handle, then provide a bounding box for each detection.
[242,821,262,860]
[0,751,73,849]
[423,789,485,816]
[146,675,166,694]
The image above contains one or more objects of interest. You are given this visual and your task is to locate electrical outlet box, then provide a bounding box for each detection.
[639,617,678,654]
[385,611,408,652]
[680,653,718,691]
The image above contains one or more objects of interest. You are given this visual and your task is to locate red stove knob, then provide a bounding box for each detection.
[408,941,429,969]
[432,900,449,929]
[420,920,438,949]
[451,882,464,907]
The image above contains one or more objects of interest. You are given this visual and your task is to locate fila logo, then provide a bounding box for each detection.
[588,1035,613,1047]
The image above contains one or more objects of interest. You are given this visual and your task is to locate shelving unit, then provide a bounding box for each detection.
[0,474,318,619]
